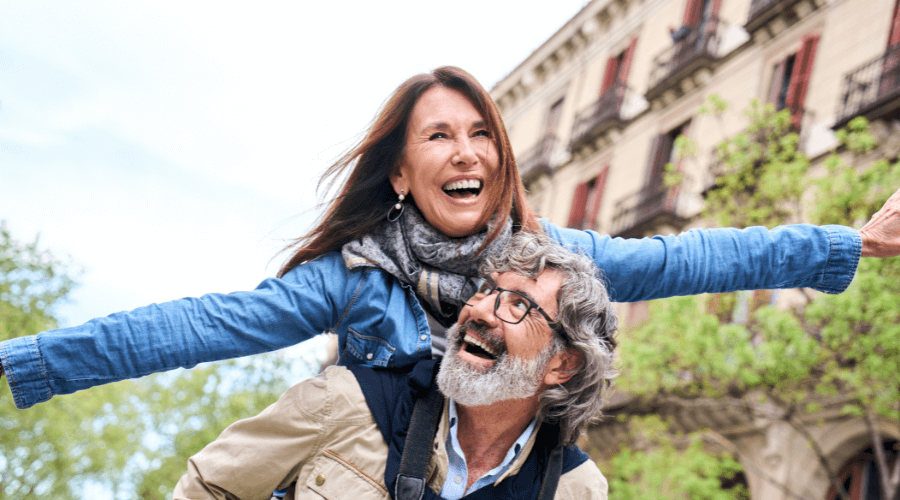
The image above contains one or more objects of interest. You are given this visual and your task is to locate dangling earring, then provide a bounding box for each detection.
[387,190,405,222]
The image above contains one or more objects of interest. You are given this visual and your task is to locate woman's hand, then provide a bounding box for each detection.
[860,187,900,257]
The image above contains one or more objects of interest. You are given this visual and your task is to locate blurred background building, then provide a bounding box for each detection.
[491,0,900,498]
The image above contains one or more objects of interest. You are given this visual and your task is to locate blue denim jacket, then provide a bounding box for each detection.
[0,222,860,409]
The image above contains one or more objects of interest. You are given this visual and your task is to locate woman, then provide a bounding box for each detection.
[0,67,891,410]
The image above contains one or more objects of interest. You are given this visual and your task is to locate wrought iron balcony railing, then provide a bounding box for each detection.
[834,43,900,129]
[517,133,557,183]
[745,0,805,33]
[570,82,629,151]
[646,16,721,100]
[610,183,686,238]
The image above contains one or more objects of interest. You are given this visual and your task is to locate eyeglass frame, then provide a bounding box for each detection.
[466,278,567,341]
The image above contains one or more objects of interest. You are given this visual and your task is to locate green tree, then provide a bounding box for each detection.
[0,223,320,498]
[606,101,899,499]
[603,416,747,500]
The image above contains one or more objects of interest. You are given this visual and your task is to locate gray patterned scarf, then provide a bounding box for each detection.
[342,204,512,315]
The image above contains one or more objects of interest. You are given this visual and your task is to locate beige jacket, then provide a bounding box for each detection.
[174,366,608,500]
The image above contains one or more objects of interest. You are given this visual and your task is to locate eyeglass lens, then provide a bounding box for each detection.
[475,280,533,324]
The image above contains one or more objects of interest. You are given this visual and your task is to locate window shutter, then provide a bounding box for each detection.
[683,0,702,25]
[889,0,900,47]
[600,56,620,94]
[567,182,590,228]
[585,166,610,229]
[644,134,665,188]
[618,37,639,84]
[784,34,820,129]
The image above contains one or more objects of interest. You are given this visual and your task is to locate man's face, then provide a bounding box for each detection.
[437,269,564,406]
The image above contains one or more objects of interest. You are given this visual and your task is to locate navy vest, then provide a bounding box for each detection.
[348,359,589,500]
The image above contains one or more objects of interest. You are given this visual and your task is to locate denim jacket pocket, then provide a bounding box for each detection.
[344,328,395,367]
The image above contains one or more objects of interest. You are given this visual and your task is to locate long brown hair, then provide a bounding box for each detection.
[278,66,540,277]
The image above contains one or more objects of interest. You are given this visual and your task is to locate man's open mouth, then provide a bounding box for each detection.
[443,179,483,199]
[463,333,498,360]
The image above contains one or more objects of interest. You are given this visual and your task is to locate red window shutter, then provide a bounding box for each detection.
[784,34,820,129]
[618,37,639,84]
[889,0,900,47]
[585,166,610,228]
[567,182,589,228]
[683,0,702,25]
[600,56,620,94]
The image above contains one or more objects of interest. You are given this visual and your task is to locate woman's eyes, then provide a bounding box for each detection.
[427,130,489,140]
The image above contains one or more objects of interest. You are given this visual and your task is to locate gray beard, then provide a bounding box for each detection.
[437,322,555,407]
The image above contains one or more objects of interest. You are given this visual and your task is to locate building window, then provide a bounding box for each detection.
[600,37,638,94]
[766,34,820,129]
[646,121,690,190]
[826,442,898,500]
[546,98,564,135]
[566,166,609,230]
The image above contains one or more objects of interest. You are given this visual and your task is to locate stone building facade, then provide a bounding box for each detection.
[490,0,899,498]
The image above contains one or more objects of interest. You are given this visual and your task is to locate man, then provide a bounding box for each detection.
[173,232,618,500]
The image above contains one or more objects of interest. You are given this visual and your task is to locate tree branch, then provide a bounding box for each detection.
[863,407,896,499]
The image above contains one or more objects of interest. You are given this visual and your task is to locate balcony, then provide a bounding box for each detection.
[610,183,688,238]
[517,134,557,184]
[744,0,821,40]
[645,17,721,102]
[833,44,900,130]
[570,82,629,152]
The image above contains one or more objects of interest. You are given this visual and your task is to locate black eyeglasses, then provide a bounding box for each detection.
[467,278,565,338]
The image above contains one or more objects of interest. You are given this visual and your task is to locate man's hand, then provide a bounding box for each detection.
[860,187,900,257]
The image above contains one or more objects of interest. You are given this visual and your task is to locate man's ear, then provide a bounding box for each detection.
[543,348,583,386]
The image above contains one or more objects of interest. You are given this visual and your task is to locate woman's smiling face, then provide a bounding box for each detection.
[391,86,500,238]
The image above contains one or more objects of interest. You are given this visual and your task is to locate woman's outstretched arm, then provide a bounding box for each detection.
[545,185,900,302]
[0,253,359,409]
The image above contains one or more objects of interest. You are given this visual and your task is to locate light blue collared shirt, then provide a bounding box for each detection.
[439,399,538,500]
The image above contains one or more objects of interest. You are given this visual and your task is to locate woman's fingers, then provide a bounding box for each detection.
[860,187,900,257]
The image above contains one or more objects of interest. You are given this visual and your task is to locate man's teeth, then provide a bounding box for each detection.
[443,179,482,192]
[464,334,498,357]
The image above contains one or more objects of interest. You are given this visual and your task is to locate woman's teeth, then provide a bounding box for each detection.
[443,179,483,198]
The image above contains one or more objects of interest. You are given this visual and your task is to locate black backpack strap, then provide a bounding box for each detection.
[394,384,445,500]
[535,444,564,500]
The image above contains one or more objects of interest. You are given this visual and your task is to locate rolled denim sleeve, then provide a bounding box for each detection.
[544,222,861,303]
[1,254,357,410]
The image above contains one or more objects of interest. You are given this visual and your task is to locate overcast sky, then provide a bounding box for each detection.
[0,0,591,327]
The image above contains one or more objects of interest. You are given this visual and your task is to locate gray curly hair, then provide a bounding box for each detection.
[480,231,618,446]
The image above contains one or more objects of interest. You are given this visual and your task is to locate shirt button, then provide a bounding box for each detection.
[454,476,462,484]
[366,353,373,360]
[420,335,427,341]
[316,474,325,486]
